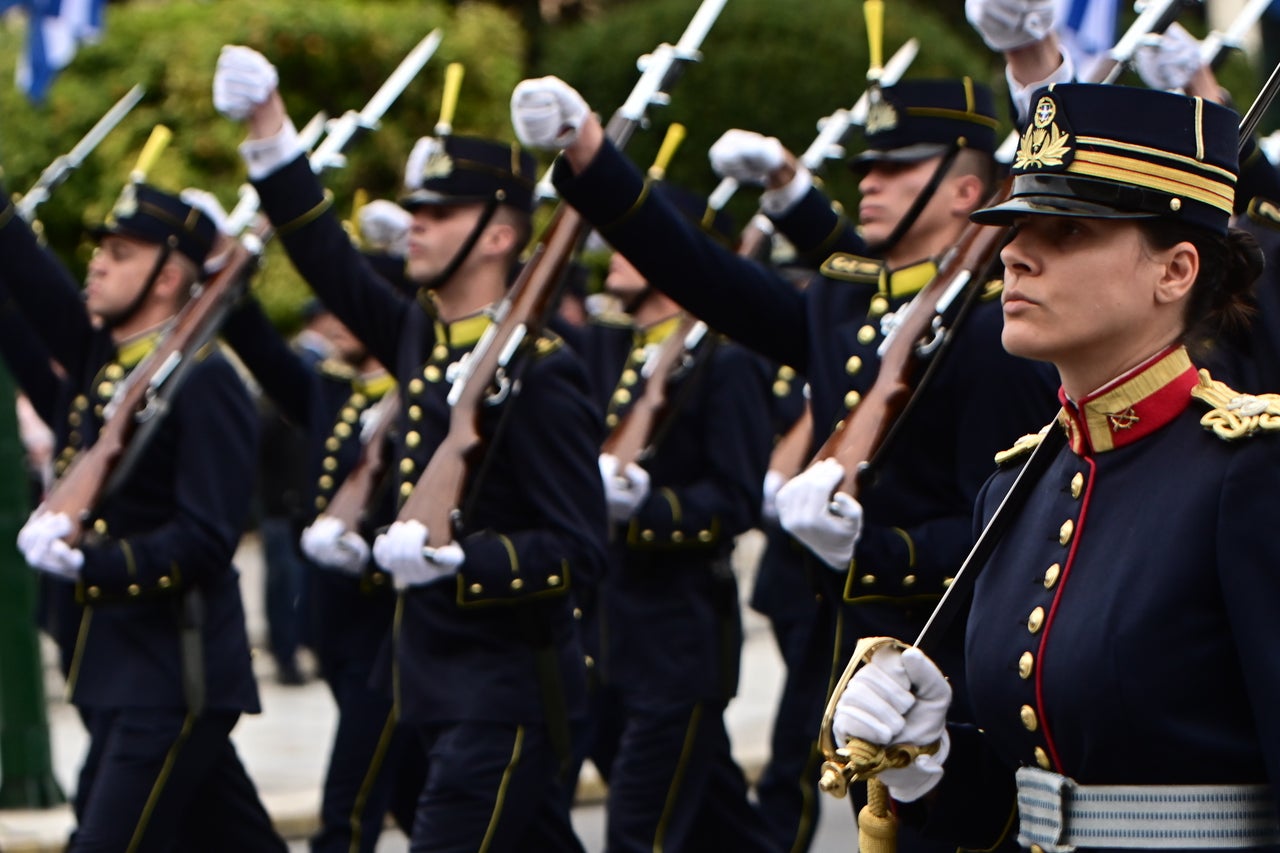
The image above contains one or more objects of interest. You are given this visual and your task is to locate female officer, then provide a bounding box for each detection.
[830,82,1280,851]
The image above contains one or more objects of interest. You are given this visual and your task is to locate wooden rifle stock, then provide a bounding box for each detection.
[769,403,813,481]
[812,179,1013,499]
[41,223,268,544]
[396,208,584,546]
[322,391,400,532]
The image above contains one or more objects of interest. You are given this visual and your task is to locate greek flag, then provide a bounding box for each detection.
[1056,0,1119,72]
[6,0,106,103]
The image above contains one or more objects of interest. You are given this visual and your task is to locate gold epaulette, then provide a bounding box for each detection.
[1191,369,1280,440]
[318,358,357,381]
[820,253,882,284]
[1247,197,1280,232]
[994,425,1049,465]
[532,331,564,358]
[980,279,1004,301]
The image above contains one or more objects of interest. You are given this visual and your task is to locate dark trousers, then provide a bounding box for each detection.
[311,661,425,853]
[408,719,583,853]
[262,516,308,669]
[70,708,284,853]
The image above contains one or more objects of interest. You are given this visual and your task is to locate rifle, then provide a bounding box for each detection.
[396,0,728,545]
[769,402,813,481]
[15,84,144,223]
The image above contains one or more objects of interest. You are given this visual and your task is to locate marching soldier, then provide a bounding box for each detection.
[0,182,284,849]
[218,200,426,851]
[831,81,1280,850]
[569,184,779,852]
[214,45,607,852]
[511,71,1060,851]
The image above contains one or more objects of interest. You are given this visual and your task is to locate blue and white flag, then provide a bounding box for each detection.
[10,0,106,103]
[1056,0,1119,74]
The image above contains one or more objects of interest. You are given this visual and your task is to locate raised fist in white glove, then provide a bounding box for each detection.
[965,0,1056,51]
[300,515,369,576]
[17,511,84,580]
[1134,23,1202,92]
[708,129,787,185]
[358,199,412,256]
[511,76,590,150]
[372,520,465,590]
[761,469,786,524]
[213,45,279,121]
[833,645,952,802]
[775,458,862,570]
[599,453,651,523]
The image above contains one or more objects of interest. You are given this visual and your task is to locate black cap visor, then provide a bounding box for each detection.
[849,142,951,174]
[970,174,1173,226]
[398,190,494,211]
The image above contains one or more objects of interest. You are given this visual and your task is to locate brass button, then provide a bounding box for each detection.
[341,407,358,423]
[834,419,845,431]
[97,381,115,399]
[584,655,595,668]
[1027,606,1045,634]
[861,574,876,586]
[425,365,442,383]
[315,496,328,510]
[371,572,386,585]
[612,388,631,406]
[548,575,561,586]
[671,531,684,543]
[572,607,582,619]
[432,345,449,361]
[157,576,172,589]
[350,393,367,408]
[773,380,791,397]
[845,355,862,375]
[641,529,655,542]
[631,347,646,363]
[902,574,916,588]
[127,583,141,596]
[105,363,124,380]
[844,390,862,410]
[87,586,101,599]
[399,458,415,475]
[1043,562,1061,589]
[406,431,421,448]
[68,411,81,427]
[74,394,88,408]
[408,378,425,394]
[778,365,796,381]
[1031,845,1046,853]
[1034,746,1051,769]
[510,578,524,591]
[697,530,713,542]
[399,482,413,498]
[942,576,954,588]
[620,369,638,387]
[869,295,890,317]
[857,324,877,344]
[469,583,483,595]
[1070,472,1084,499]
[335,422,352,438]
[94,404,105,418]
[1058,519,1074,545]
[319,475,334,490]
[606,414,619,428]
[408,405,423,421]
[323,456,338,472]
[1018,651,1034,679]
[69,430,81,446]
[325,436,340,452]
[93,519,108,535]
[1020,704,1038,732]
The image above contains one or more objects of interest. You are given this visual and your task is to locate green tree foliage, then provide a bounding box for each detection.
[535,0,1000,231]
[0,0,526,330]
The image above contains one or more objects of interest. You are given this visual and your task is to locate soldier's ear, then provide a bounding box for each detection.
[1153,240,1198,307]
[950,172,988,216]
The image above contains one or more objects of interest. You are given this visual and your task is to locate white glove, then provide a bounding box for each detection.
[708,129,786,184]
[510,76,590,150]
[358,199,412,255]
[833,645,952,802]
[372,520,465,590]
[403,136,444,191]
[179,188,232,236]
[761,469,786,523]
[965,0,1056,51]
[1134,23,1202,92]
[17,511,84,580]
[300,515,369,576]
[775,458,862,570]
[599,453,651,523]
[213,45,279,121]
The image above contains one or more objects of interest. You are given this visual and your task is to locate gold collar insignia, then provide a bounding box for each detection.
[1014,95,1072,171]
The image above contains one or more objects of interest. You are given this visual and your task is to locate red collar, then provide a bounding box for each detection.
[1056,346,1198,455]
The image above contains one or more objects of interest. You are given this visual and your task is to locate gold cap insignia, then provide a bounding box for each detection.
[1014,96,1072,171]
[865,95,899,135]
[422,148,453,181]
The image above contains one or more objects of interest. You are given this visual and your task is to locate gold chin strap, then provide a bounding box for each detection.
[818,635,943,853]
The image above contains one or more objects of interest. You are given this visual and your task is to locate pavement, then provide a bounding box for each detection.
[0,530,858,852]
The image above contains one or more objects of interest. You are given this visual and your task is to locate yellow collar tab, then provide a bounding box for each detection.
[1057,346,1197,454]
[879,259,938,300]
[114,329,164,368]
[636,314,683,347]
[434,310,493,349]
[354,370,395,399]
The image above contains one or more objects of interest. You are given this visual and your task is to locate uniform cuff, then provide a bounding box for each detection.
[240,118,302,180]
